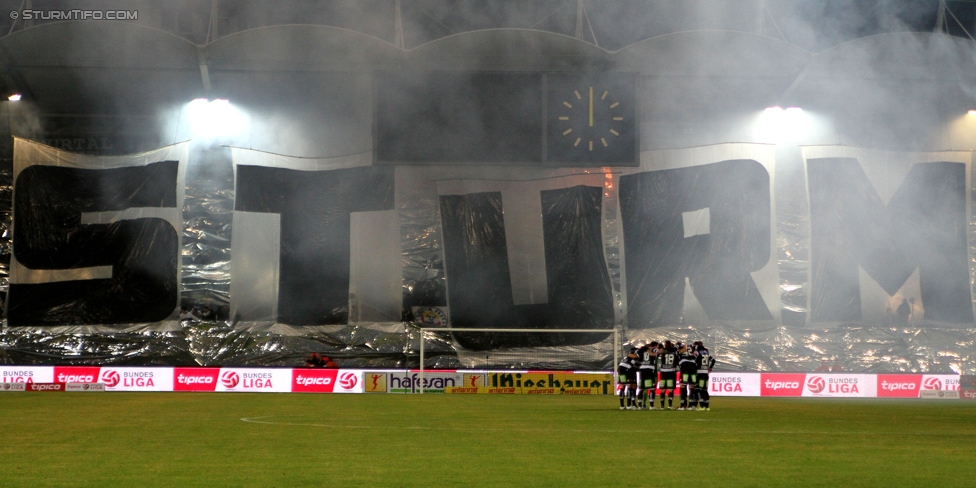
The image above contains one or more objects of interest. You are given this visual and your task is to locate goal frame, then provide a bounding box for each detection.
[418,327,620,394]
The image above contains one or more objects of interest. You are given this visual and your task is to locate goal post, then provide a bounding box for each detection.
[418,328,620,394]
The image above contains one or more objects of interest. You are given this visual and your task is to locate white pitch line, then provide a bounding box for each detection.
[240,417,976,436]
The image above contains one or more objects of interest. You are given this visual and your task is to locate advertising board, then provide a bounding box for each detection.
[759,373,806,397]
[0,367,962,397]
[292,369,363,393]
[802,374,876,397]
[173,368,221,392]
[1,382,27,392]
[1,366,54,383]
[708,373,761,396]
[215,368,292,392]
[99,367,173,391]
[445,371,615,395]
[65,383,105,392]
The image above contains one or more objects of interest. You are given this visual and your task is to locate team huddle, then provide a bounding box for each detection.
[617,340,716,411]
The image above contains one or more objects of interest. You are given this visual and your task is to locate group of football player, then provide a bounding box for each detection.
[617,340,716,411]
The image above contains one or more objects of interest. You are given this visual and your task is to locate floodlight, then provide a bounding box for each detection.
[184,98,248,142]
[754,106,811,143]
[7,93,22,101]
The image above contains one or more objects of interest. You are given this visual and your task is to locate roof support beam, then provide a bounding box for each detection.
[197,46,212,94]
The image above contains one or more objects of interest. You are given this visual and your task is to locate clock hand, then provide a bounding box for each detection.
[589,86,594,127]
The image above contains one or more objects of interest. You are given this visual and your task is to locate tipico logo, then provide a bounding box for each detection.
[338,372,358,390]
[100,370,120,388]
[807,376,826,394]
[922,377,942,390]
[220,371,240,388]
[881,381,917,391]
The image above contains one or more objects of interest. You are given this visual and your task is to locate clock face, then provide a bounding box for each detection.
[557,86,625,152]
[545,73,637,166]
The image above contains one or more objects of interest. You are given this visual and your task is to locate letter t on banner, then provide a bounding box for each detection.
[229,149,397,326]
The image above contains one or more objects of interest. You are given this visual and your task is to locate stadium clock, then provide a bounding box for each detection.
[545,73,637,166]
[556,85,626,152]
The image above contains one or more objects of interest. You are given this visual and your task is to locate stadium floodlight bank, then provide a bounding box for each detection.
[418,328,620,394]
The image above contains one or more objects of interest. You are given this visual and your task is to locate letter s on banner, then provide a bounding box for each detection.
[7,139,186,326]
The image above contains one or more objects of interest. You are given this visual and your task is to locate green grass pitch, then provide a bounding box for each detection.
[0,393,973,487]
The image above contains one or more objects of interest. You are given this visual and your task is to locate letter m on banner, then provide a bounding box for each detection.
[804,147,973,323]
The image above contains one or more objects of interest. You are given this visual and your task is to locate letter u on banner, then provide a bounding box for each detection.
[436,174,615,348]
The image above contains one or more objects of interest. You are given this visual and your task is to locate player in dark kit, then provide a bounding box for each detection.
[656,341,679,409]
[617,348,640,410]
[635,342,659,409]
[677,343,698,410]
[694,341,716,410]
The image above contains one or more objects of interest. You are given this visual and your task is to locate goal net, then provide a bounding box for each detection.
[419,327,620,373]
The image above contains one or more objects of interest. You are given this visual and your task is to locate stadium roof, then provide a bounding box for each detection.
[0,0,973,154]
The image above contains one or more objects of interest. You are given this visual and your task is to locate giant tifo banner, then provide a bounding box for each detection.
[4,136,975,373]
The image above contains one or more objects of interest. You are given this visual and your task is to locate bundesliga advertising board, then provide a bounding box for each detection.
[1,366,54,383]
[215,368,292,393]
[801,374,876,398]
[708,373,761,396]
[0,367,963,397]
[97,367,173,392]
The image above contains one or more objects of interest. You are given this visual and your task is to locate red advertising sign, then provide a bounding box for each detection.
[760,373,806,397]
[877,374,922,398]
[174,368,221,392]
[53,366,101,384]
[291,369,339,393]
[28,382,65,392]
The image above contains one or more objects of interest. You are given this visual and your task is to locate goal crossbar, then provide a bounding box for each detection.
[418,328,619,394]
